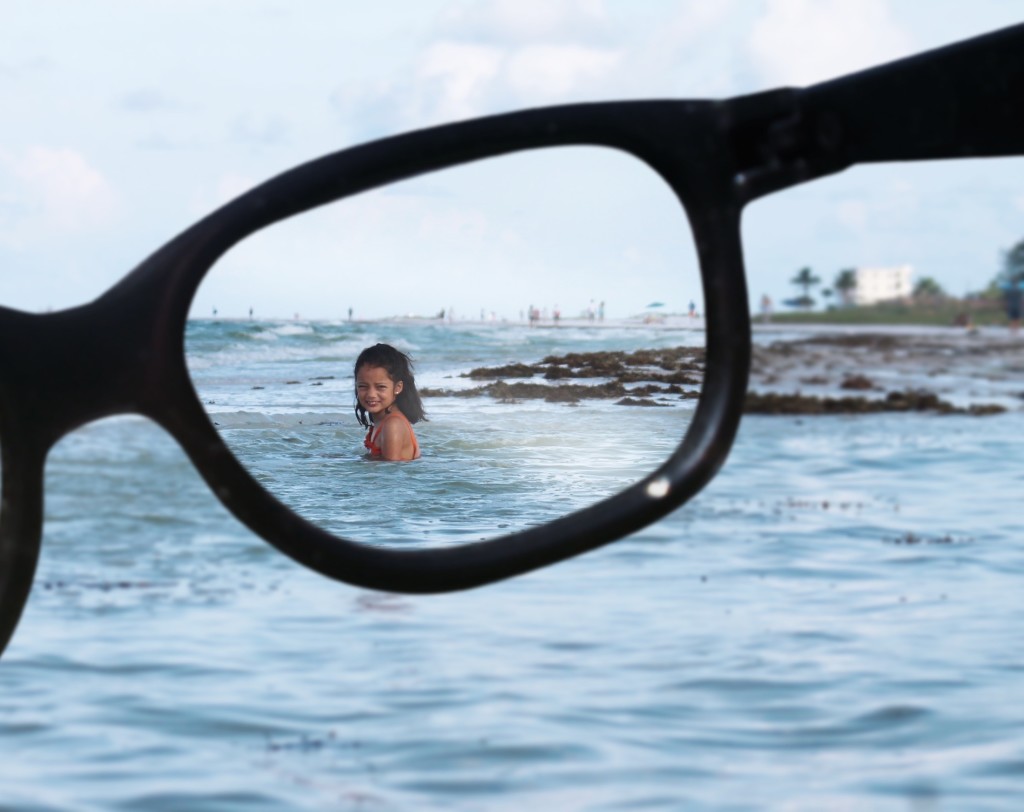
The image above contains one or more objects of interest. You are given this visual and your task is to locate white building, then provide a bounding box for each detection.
[852,265,913,306]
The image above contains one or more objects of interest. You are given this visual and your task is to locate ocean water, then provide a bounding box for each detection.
[2,319,1023,810]
[183,318,705,544]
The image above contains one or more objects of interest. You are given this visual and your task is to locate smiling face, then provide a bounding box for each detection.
[355,364,404,421]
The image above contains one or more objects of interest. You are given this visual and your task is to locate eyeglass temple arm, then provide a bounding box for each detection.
[730,23,1024,202]
[806,22,1024,161]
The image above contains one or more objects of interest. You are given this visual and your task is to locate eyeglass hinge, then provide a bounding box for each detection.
[723,88,849,201]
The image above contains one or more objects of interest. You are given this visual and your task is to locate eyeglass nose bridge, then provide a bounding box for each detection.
[0,294,176,452]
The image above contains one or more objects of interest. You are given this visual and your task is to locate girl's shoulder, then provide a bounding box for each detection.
[377,409,420,460]
[380,409,412,427]
[378,410,416,440]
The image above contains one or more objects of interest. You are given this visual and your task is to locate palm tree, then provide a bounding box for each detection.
[913,277,945,299]
[790,266,821,309]
[834,268,857,306]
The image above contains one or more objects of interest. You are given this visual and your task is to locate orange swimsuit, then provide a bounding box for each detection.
[364,411,420,459]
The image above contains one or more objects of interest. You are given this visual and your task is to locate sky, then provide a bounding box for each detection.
[1,1,1022,321]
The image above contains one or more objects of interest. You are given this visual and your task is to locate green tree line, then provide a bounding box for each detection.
[784,236,1024,310]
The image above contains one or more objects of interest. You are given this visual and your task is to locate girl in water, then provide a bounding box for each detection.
[354,343,425,461]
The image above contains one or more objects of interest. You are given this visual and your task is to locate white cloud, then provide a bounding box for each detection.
[334,0,628,134]
[641,0,737,61]
[748,0,912,86]
[438,0,609,43]
[0,146,116,239]
[506,44,620,99]
[416,42,505,121]
[411,35,623,122]
[612,1,747,97]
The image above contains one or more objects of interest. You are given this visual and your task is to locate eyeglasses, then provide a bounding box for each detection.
[1,23,1021,658]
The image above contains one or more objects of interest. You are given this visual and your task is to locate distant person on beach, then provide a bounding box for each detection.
[1002,280,1022,334]
[354,343,425,461]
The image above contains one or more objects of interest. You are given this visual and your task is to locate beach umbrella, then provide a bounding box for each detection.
[645,301,665,308]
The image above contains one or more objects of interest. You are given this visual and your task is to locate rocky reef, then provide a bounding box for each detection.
[420,333,1016,415]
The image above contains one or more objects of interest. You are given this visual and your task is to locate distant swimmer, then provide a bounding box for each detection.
[354,344,425,461]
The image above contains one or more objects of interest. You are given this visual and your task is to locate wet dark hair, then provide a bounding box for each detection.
[353,343,427,428]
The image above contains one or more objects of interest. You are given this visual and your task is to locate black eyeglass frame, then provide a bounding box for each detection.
[1,23,1021,656]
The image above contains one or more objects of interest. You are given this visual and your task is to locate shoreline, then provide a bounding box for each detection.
[189,313,1019,340]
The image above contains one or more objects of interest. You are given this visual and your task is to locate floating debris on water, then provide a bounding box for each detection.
[886,532,974,545]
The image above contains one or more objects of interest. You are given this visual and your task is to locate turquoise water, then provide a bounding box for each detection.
[2,320,1023,810]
